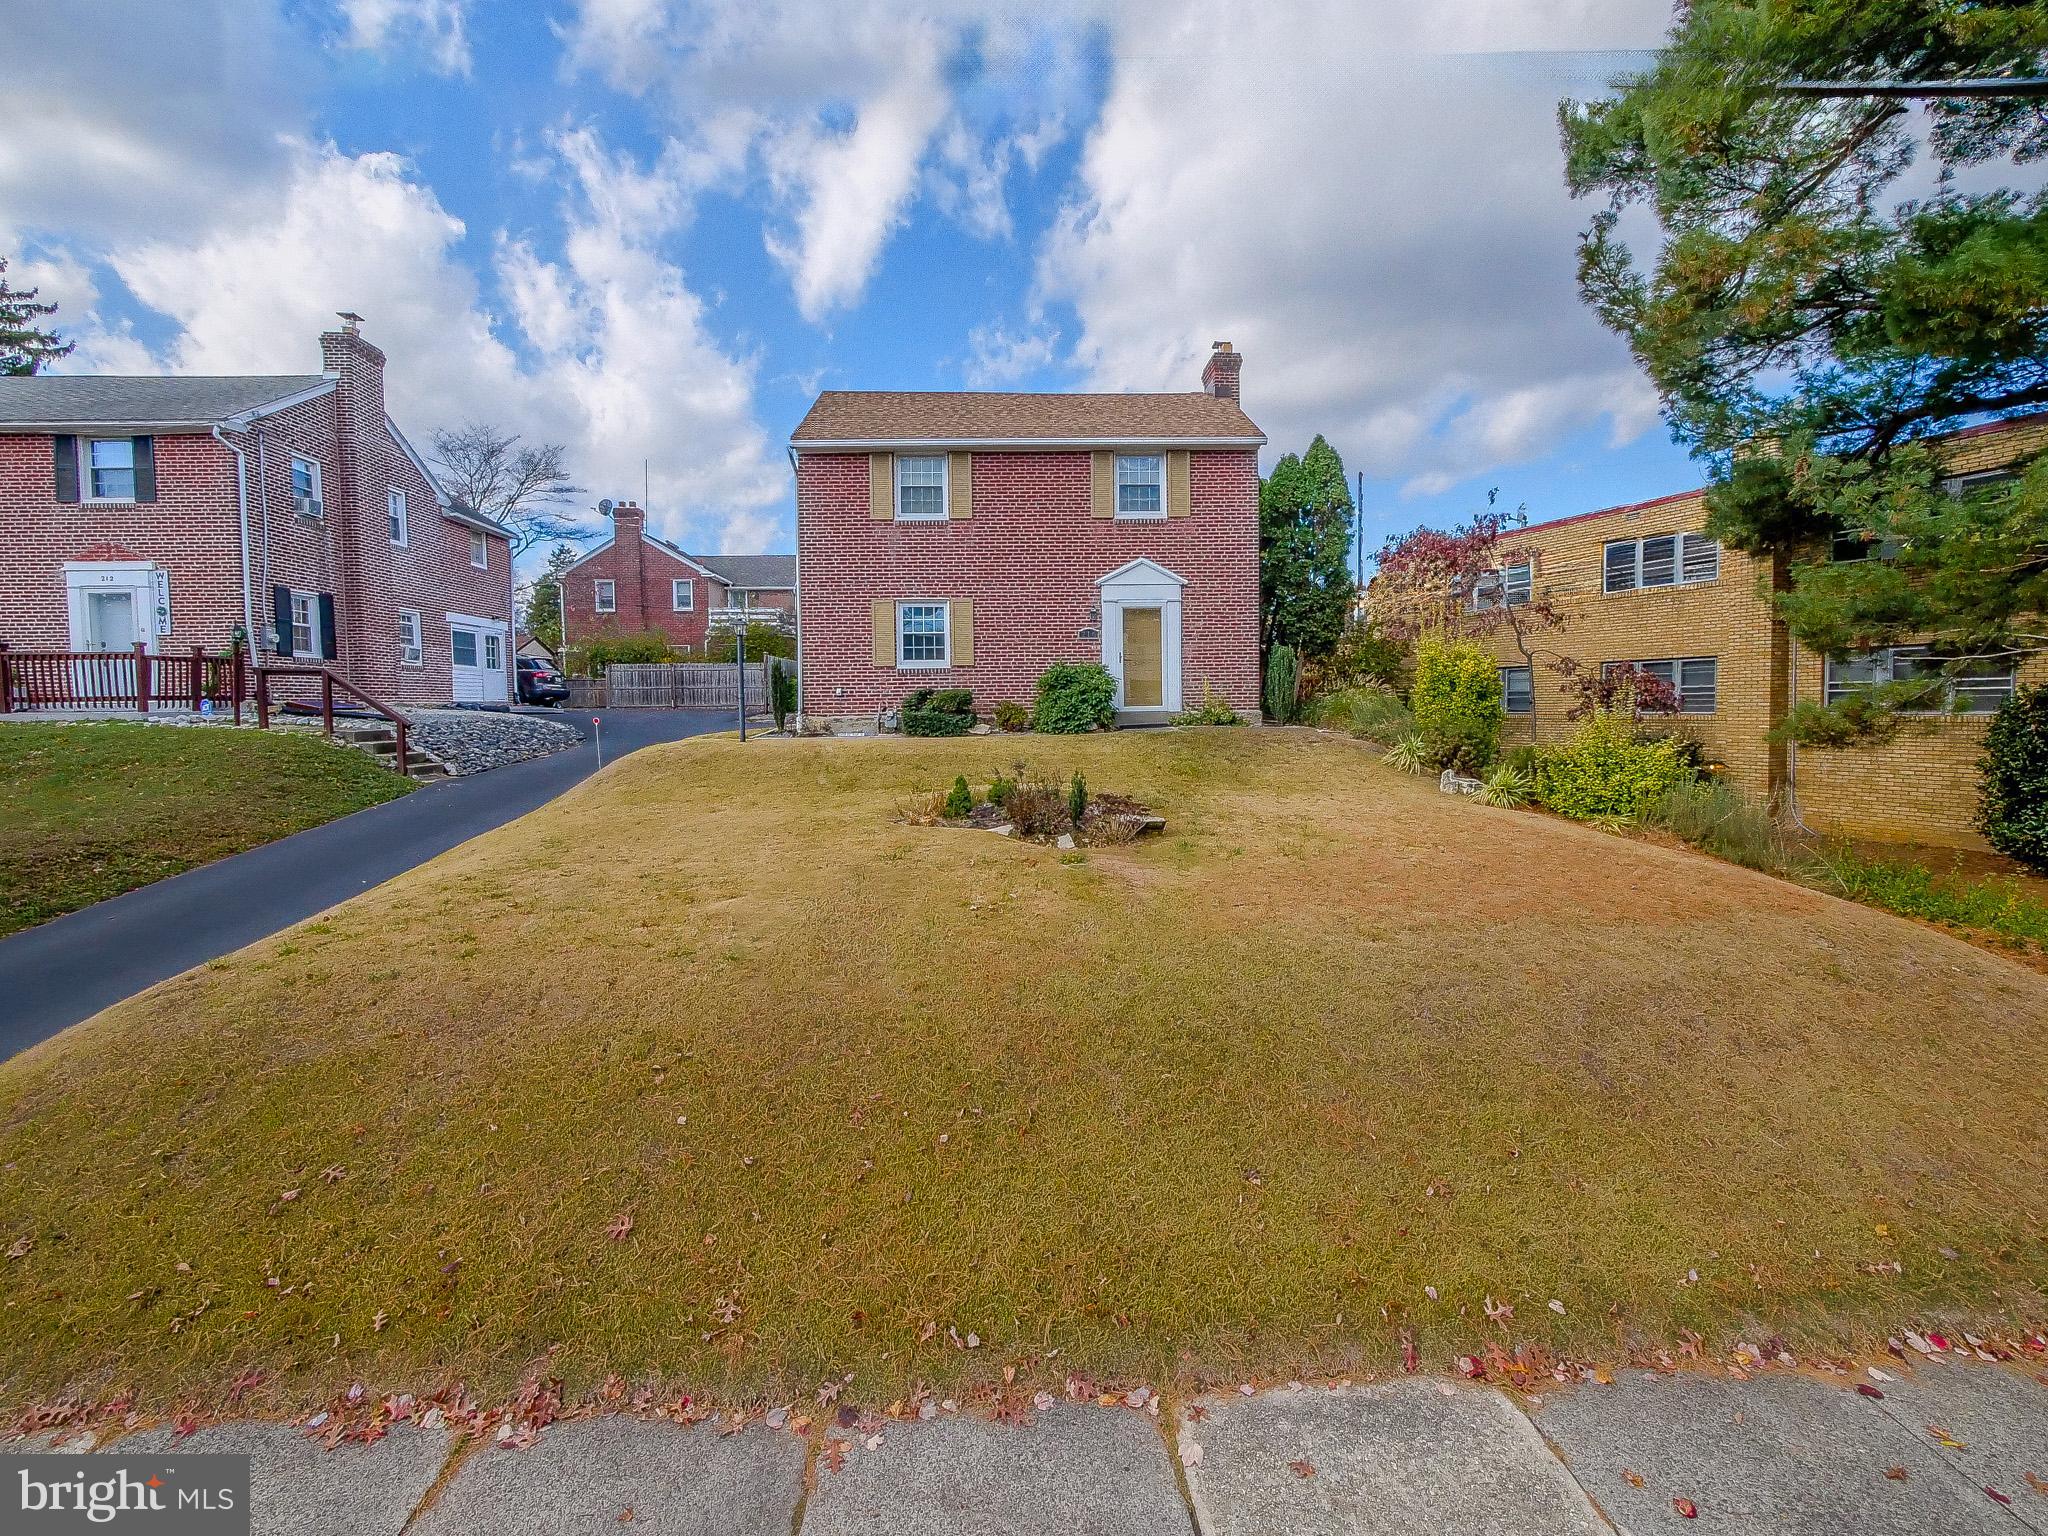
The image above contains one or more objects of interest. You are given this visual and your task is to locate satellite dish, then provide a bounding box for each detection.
[598,498,615,515]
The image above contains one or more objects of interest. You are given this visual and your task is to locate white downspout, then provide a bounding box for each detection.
[788,445,803,727]
[214,426,257,648]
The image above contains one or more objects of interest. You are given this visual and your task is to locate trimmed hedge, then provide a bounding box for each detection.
[902,687,976,737]
[1033,663,1117,734]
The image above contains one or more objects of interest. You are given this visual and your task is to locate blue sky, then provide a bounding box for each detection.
[4,1,1702,574]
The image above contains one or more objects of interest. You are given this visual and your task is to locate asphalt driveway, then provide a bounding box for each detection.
[0,709,731,1058]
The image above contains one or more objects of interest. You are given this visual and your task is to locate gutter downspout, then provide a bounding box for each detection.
[787,446,803,728]
[214,426,257,649]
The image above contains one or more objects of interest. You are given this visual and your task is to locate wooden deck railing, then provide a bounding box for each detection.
[253,663,411,777]
[0,641,248,719]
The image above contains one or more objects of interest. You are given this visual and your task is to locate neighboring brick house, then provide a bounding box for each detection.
[791,342,1265,727]
[1466,413,2047,850]
[558,501,794,656]
[0,317,516,707]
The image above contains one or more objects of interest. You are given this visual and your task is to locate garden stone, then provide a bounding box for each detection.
[1056,833,1077,850]
[990,824,1014,836]
[1438,768,1483,796]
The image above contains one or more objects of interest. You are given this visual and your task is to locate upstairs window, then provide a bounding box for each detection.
[895,455,948,520]
[388,488,408,547]
[1838,470,2020,561]
[470,529,488,569]
[1500,665,1534,714]
[897,601,949,667]
[593,579,616,614]
[1471,561,1532,611]
[1603,533,1718,593]
[1115,454,1165,518]
[290,455,322,517]
[1825,646,2015,713]
[84,438,137,501]
[672,579,694,612]
[398,608,422,666]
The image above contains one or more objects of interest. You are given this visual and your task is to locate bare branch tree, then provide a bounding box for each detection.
[430,423,589,556]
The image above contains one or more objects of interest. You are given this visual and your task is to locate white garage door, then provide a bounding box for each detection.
[449,615,507,703]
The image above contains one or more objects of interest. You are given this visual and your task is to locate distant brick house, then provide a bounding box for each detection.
[0,317,516,706]
[559,501,794,655]
[791,342,1266,726]
[1464,412,2048,850]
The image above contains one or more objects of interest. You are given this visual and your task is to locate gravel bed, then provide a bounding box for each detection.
[401,708,583,775]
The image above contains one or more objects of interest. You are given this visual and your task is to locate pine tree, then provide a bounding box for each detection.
[1260,434,1357,658]
[1562,0,2048,741]
[0,257,75,376]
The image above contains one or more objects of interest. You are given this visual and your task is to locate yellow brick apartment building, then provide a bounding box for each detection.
[1476,413,2047,850]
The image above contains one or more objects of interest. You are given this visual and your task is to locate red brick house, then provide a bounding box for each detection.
[0,317,516,707]
[791,342,1265,726]
[559,500,794,655]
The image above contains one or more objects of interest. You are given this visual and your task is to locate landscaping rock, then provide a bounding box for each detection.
[401,709,582,775]
[1183,1382,1606,1536]
[1530,1369,2015,1535]
[410,1419,801,1536]
[1056,833,1077,851]
[990,824,1014,836]
[802,1405,1185,1536]
[1438,768,1483,796]
[114,1421,452,1536]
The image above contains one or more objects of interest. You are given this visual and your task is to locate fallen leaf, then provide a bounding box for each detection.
[5,1235,32,1260]
[1179,1441,1203,1468]
[1930,1425,1968,1450]
[617,1507,634,1523]
[1484,1295,1514,1328]
[1289,1459,1315,1478]
[2023,1472,2047,1496]
[1622,1470,1645,1489]
[372,1310,389,1333]
[1986,1487,2012,1506]
[1548,1299,1566,1315]
[1400,1330,1418,1373]
[1856,1385,1884,1399]
[1672,1496,1698,1519]
[606,1212,633,1241]
[820,1441,847,1474]
[1885,1466,1908,1481]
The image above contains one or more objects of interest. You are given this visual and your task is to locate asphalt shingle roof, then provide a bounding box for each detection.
[691,553,795,589]
[791,390,1264,444]
[0,374,329,428]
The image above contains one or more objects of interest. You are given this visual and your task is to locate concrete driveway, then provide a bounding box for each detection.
[0,709,732,1058]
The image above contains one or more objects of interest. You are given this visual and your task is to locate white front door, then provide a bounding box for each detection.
[449,616,507,703]
[64,563,154,701]
[1097,558,1186,714]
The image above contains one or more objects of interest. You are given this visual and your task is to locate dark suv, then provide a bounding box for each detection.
[517,657,570,705]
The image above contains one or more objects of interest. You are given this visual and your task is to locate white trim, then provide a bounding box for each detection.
[672,578,694,612]
[289,453,323,518]
[593,578,616,614]
[1097,558,1185,712]
[79,436,138,503]
[791,434,1266,451]
[446,610,507,631]
[388,486,409,548]
[384,418,455,510]
[893,454,950,521]
[222,378,338,427]
[895,600,951,669]
[1095,556,1188,590]
[397,607,423,667]
[1113,451,1167,520]
[469,528,489,569]
[63,561,157,653]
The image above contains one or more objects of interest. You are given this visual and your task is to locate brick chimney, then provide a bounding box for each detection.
[611,500,646,628]
[318,313,388,682]
[1201,340,1241,402]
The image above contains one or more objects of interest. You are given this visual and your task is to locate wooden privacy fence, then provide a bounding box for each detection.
[601,660,782,710]
[0,641,248,715]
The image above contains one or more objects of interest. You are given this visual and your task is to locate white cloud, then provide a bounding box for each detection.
[963,320,1059,386]
[1036,0,1676,497]
[99,140,784,557]
[338,0,472,75]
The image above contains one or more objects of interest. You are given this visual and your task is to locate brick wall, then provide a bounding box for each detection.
[796,448,1261,720]
[0,327,511,709]
[561,506,726,654]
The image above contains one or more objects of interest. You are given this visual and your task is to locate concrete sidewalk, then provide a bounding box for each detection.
[18,1361,2045,1534]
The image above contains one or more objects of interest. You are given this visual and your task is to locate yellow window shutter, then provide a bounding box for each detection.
[1091,450,1115,518]
[1167,449,1192,517]
[951,599,974,666]
[948,452,973,518]
[869,453,894,521]
[872,600,894,666]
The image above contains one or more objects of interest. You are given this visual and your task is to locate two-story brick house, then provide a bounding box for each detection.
[792,342,1265,728]
[558,501,794,655]
[0,317,516,707]
[1465,413,2047,850]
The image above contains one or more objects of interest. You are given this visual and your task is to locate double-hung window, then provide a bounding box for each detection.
[1472,561,1532,611]
[84,438,136,501]
[897,602,949,667]
[398,608,423,666]
[895,456,948,520]
[593,579,616,614]
[388,488,408,547]
[470,529,488,569]
[672,579,694,612]
[1603,533,1719,593]
[1500,665,1534,714]
[1604,656,1717,712]
[290,456,322,516]
[1825,646,2015,713]
[289,592,319,659]
[1115,454,1165,518]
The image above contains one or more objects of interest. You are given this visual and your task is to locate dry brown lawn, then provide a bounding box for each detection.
[2,727,2044,1417]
